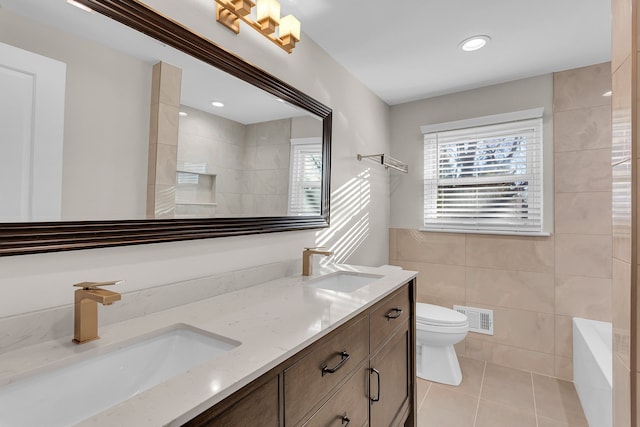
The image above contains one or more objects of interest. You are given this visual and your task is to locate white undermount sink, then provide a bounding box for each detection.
[0,325,240,427]
[306,271,382,293]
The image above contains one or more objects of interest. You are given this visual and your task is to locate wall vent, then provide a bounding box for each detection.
[453,305,494,335]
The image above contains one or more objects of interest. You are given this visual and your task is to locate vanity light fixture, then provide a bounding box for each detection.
[602,90,612,97]
[66,0,95,13]
[256,0,280,34]
[215,0,301,53]
[211,101,225,108]
[459,35,491,52]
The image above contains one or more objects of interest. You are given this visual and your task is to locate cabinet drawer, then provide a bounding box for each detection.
[303,364,369,427]
[370,285,410,353]
[284,315,369,426]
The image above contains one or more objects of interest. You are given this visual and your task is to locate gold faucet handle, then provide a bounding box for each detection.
[73,280,124,290]
[304,247,333,255]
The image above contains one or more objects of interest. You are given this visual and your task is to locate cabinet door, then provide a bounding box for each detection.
[184,375,279,427]
[369,325,410,427]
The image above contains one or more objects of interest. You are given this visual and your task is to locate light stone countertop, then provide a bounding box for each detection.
[0,264,417,426]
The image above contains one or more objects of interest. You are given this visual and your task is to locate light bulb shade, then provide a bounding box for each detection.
[257,0,280,33]
[279,14,300,42]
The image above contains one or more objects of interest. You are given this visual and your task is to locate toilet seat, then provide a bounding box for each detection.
[416,321,469,334]
[416,303,468,327]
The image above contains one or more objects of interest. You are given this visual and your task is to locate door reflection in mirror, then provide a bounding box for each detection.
[0,42,65,221]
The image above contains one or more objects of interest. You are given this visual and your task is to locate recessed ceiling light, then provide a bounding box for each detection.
[602,90,612,97]
[179,111,188,117]
[459,35,491,52]
[66,0,95,13]
[211,101,224,108]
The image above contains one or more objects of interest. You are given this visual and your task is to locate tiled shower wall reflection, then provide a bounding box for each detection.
[390,62,612,380]
[243,119,292,216]
[177,107,291,217]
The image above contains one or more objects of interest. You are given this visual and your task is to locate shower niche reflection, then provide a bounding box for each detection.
[175,166,217,218]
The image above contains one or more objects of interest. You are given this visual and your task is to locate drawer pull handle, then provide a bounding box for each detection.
[321,351,350,376]
[341,415,350,426]
[385,307,403,320]
[370,367,381,402]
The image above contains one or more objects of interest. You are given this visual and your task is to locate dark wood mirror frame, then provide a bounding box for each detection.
[0,0,331,257]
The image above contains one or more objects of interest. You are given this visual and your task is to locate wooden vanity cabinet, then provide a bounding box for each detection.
[183,280,416,427]
[184,372,280,427]
[369,285,412,427]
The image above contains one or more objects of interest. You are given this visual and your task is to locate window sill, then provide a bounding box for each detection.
[419,227,552,237]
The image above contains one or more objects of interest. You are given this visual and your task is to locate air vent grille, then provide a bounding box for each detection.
[453,305,494,335]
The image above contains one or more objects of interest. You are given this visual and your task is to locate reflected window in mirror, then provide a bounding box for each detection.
[288,138,322,216]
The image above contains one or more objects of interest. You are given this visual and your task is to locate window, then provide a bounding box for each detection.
[288,138,322,216]
[422,111,543,234]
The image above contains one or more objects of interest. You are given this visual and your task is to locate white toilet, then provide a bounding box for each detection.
[416,303,469,386]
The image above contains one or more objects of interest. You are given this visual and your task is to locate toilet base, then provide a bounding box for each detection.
[417,344,462,386]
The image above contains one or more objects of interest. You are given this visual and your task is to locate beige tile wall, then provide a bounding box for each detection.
[634,3,640,424]
[390,62,612,380]
[610,0,635,425]
[554,63,613,382]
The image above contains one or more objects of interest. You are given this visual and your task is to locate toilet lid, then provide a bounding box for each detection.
[416,303,467,326]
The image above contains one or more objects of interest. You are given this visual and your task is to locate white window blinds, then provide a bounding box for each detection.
[423,117,543,234]
[288,138,322,216]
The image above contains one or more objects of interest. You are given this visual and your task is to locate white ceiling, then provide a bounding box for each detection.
[4,0,612,109]
[280,0,612,105]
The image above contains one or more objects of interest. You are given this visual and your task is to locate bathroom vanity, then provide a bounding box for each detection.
[0,266,417,426]
[186,283,414,427]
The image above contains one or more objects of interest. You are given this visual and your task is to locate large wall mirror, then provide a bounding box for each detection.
[0,0,331,256]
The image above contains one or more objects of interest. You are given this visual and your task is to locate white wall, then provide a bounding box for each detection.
[0,1,390,317]
[389,75,554,229]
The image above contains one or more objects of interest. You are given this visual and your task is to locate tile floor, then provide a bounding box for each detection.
[417,357,588,427]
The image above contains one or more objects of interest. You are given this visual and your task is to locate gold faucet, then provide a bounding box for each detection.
[302,247,333,276]
[73,280,123,344]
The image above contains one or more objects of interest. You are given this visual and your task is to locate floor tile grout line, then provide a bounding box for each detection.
[417,381,432,412]
[531,371,539,427]
[471,361,487,427]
